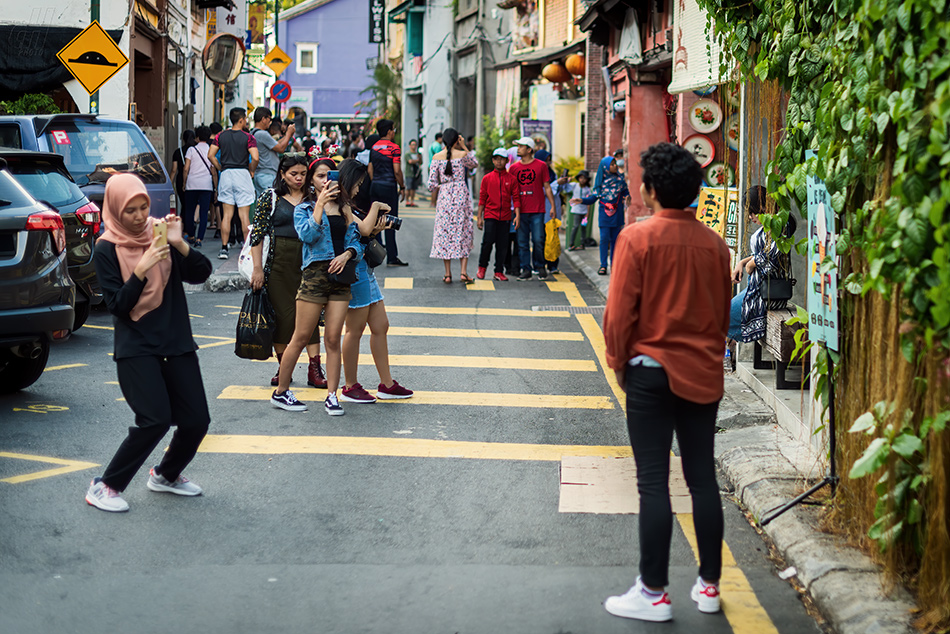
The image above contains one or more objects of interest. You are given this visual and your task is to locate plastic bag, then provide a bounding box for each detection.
[544,217,562,262]
[237,225,270,282]
[234,289,276,360]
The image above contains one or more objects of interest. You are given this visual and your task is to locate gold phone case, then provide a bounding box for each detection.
[153,222,167,248]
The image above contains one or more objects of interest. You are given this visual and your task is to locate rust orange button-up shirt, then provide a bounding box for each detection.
[603,208,732,404]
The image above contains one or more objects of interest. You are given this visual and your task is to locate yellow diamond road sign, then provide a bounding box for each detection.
[263,46,292,77]
[57,21,129,95]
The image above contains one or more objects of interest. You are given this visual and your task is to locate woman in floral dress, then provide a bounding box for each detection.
[428,128,479,283]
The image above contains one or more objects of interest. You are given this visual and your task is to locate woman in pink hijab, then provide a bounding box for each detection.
[84,174,213,513]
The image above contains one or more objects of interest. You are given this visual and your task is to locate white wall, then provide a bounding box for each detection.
[418,3,453,146]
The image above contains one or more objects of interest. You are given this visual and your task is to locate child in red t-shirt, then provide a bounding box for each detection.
[476,149,521,281]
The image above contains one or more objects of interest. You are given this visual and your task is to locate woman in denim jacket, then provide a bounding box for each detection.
[271,154,364,415]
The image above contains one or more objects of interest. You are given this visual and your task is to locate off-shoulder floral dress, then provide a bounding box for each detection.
[428,151,478,259]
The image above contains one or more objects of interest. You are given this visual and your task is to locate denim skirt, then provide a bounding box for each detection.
[349,259,384,309]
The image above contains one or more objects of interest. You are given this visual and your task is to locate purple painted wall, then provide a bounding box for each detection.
[278,0,378,118]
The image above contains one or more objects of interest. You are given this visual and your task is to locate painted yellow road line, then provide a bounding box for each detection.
[218,385,614,409]
[82,323,230,341]
[0,452,99,484]
[385,306,569,317]
[250,353,596,371]
[216,305,241,309]
[466,280,495,291]
[677,514,780,633]
[545,281,586,308]
[555,270,779,634]
[384,277,414,290]
[576,313,625,405]
[198,434,631,461]
[43,363,88,372]
[388,326,583,341]
[198,340,235,350]
[189,313,205,319]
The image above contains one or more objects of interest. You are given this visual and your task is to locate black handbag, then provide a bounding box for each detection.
[363,237,386,268]
[328,259,358,285]
[234,289,276,360]
[762,277,795,301]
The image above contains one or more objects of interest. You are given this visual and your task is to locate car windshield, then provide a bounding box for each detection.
[5,159,85,208]
[0,170,39,208]
[43,120,166,185]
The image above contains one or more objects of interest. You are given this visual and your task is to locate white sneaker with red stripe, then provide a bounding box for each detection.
[604,578,672,622]
[690,577,721,613]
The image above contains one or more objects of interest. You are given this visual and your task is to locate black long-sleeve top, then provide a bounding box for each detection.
[93,241,212,360]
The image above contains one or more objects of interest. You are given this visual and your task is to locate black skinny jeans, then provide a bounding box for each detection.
[625,365,723,588]
[102,352,210,492]
[478,218,510,273]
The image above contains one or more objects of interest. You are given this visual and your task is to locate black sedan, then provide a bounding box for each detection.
[0,150,101,329]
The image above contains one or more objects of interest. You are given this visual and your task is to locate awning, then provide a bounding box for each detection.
[499,40,585,68]
[389,0,424,23]
[668,0,726,94]
[576,0,646,47]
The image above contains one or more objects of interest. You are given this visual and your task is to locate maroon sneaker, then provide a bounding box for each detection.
[307,356,327,388]
[376,380,413,400]
[493,272,508,282]
[340,383,376,403]
[476,266,486,280]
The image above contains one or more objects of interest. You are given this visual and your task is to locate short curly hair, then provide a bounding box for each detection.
[639,142,703,209]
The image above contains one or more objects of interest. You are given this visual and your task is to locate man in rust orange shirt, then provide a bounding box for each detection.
[602,143,732,622]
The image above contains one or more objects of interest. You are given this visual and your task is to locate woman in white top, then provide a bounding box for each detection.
[182,125,218,248]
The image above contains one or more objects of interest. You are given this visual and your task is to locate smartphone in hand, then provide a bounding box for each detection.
[153,221,168,250]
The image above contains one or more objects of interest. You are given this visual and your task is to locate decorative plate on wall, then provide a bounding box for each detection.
[689,98,723,133]
[683,134,715,167]
[724,83,741,107]
[725,113,740,151]
[693,86,717,97]
[705,161,736,187]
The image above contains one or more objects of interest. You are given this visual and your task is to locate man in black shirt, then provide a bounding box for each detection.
[209,108,259,260]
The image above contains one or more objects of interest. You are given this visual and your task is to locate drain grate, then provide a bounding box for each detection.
[532,305,606,314]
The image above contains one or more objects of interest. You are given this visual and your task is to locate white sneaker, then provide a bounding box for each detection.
[147,467,202,496]
[325,392,345,416]
[690,577,721,613]
[604,578,672,622]
[85,477,129,512]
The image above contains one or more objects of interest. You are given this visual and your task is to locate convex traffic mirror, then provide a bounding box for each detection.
[202,33,245,84]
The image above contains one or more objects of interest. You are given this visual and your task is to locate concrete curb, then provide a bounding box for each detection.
[561,247,918,634]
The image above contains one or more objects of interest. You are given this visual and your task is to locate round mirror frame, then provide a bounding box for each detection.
[202,33,246,84]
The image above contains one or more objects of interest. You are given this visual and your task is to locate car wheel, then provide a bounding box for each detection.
[73,299,90,331]
[0,342,50,393]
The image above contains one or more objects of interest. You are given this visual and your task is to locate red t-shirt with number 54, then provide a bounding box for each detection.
[509,158,549,214]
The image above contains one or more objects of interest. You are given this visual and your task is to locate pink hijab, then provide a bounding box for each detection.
[98,174,170,321]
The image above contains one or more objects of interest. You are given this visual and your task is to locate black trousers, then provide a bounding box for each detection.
[371,182,400,263]
[505,232,520,274]
[478,218,510,273]
[102,352,210,492]
[625,365,723,588]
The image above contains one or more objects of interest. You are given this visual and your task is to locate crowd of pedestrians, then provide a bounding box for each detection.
[82,121,766,628]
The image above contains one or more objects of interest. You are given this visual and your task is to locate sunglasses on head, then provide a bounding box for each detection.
[281,152,306,158]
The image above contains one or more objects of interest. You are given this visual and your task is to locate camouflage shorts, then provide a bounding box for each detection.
[296,260,352,304]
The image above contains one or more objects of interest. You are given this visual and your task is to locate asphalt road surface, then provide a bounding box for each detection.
[0,206,823,633]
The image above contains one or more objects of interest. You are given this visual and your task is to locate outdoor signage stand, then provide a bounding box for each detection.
[761,149,840,526]
[761,355,837,526]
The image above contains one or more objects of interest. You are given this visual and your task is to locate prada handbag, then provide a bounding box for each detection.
[364,238,387,268]
[329,259,358,285]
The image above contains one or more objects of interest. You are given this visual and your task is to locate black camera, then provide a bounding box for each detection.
[385,214,403,230]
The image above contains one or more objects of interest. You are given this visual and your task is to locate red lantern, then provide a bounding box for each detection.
[542,62,572,84]
[565,53,586,77]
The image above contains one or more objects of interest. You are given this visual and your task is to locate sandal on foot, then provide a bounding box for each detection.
[597,267,607,275]
[459,274,475,284]
[442,275,452,284]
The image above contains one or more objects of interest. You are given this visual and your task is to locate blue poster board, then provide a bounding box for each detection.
[805,150,839,351]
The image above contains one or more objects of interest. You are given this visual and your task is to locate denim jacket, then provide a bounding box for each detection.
[294,201,365,269]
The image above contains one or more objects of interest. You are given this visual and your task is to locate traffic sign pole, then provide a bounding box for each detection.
[90,0,99,115]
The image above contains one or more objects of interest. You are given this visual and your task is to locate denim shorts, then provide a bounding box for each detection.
[349,259,384,309]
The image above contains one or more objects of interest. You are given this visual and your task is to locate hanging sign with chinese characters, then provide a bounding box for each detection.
[805,150,839,350]
[696,186,740,262]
